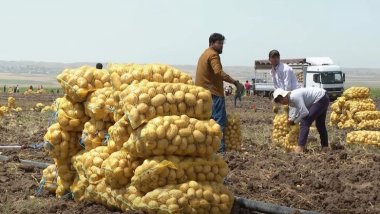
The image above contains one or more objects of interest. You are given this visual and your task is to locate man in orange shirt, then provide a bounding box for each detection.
[195,33,243,152]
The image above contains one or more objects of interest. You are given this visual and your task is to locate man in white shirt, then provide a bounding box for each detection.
[273,87,330,153]
[269,50,298,91]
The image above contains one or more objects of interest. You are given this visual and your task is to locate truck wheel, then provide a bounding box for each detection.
[269,92,274,100]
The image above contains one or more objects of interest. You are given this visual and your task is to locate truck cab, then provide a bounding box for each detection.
[304,57,345,99]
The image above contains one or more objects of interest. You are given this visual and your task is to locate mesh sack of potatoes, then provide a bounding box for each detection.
[39,164,58,194]
[35,103,45,111]
[119,81,212,129]
[57,96,90,131]
[43,123,82,160]
[111,89,125,122]
[337,119,356,129]
[81,118,113,150]
[84,87,117,122]
[7,97,16,109]
[342,87,370,99]
[224,114,242,151]
[330,98,344,113]
[0,106,8,117]
[131,154,229,193]
[107,116,133,151]
[54,159,77,198]
[109,63,193,91]
[357,119,380,130]
[132,180,234,214]
[329,112,340,126]
[79,146,115,184]
[70,174,89,202]
[124,115,221,158]
[85,178,119,209]
[272,113,300,151]
[353,111,380,122]
[346,131,380,147]
[57,66,111,102]
[101,149,143,189]
[344,99,376,115]
[12,107,22,112]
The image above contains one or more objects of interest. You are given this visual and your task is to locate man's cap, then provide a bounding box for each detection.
[273,88,290,102]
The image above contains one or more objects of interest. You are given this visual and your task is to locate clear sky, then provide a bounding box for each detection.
[0,0,379,68]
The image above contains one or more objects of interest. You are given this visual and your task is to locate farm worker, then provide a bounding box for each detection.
[269,50,298,91]
[196,33,243,152]
[244,80,252,96]
[234,81,244,108]
[96,63,103,69]
[273,87,330,153]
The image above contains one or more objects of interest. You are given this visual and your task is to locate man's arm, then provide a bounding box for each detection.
[284,67,297,91]
[210,54,236,84]
[292,96,309,124]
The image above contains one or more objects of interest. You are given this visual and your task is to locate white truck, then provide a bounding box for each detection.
[253,57,345,99]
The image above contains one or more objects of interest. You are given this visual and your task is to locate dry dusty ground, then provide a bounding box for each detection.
[0,93,379,214]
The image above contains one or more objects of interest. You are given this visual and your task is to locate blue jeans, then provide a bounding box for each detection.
[211,95,227,152]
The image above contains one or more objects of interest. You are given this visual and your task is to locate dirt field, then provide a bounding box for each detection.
[0,93,379,214]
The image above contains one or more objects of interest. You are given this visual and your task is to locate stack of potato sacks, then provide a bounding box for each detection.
[329,87,380,148]
[272,106,300,151]
[41,63,234,213]
[224,114,242,151]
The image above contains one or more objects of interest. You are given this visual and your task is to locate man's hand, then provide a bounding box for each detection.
[288,120,295,126]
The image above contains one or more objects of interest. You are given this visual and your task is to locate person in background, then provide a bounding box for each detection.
[195,33,244,152]
[273,87,330,153]
[29,85,33,91]
[269,50,298,91]
[57,89,60,94]
[96,63,103,69]
[3,85,6,93]
[234,81,244,107]
[244,80,252,96]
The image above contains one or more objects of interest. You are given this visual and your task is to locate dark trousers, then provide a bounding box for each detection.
[211,95,227,151]
[299,94,329,147]
[234,94,242,107]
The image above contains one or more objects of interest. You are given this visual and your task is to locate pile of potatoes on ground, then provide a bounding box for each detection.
[40,63,235,213]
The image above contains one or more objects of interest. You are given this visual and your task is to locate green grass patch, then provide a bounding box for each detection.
[370,88,380,98]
